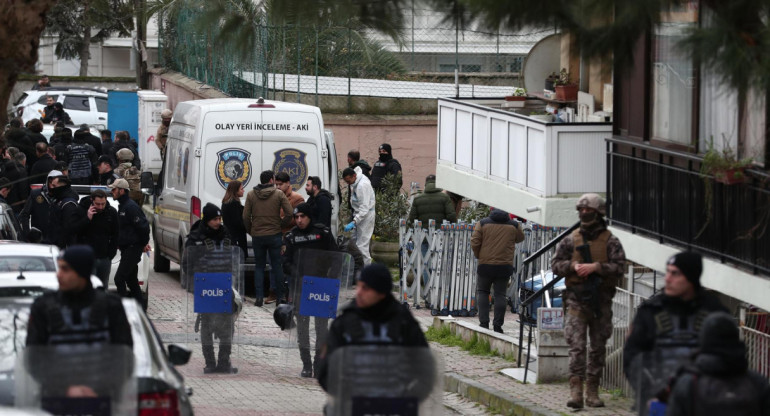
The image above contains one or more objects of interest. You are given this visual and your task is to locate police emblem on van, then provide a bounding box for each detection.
[216,148,252,189]
[273,148,308,191]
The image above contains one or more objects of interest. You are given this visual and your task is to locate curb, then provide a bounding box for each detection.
[444,372,562,416]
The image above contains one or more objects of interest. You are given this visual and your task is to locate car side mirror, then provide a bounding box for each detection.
[140,171,155,195]
[167,343,191,366]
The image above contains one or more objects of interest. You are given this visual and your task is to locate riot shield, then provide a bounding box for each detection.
[183,244,244,374]
[282,249,354,376]
[14,344,136,415]
[325,346,443,416]
[629,348,695,416]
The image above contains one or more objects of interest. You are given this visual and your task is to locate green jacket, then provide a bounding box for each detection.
[407,180,457,228]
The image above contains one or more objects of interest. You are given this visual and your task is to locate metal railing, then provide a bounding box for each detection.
[606,137,770,276]
[741,326,770,380]
[601,288,648,396]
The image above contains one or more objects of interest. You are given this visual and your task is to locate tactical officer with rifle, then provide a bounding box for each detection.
[551,193,626,409]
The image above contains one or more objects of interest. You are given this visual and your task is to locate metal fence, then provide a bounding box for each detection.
[158,7,554,114]
[398,219,566,315]
[601,288,647,396]
[741,326,770,380]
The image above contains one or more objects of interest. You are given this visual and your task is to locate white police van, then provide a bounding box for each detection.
[151,98,339,272]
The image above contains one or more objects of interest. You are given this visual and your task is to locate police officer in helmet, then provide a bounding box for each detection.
[281,202,338,377]
[26,245,132,346]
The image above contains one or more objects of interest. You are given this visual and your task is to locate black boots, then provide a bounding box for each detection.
[300,348,313,378]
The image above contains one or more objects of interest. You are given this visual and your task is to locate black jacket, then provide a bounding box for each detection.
[667,350,770,416]
[26,286,133,346]
[111,140,141,169]
[2,160,29,213]
[370,155,402,191]
[116,192,150,248]
[78,196,119,259]
[182,220,232,278]
[221,199,248,256]
[25,129,48,146]
[98,170,119,186]
[74,130,103,156]
[18,187,52,235]
[317,294,428,391]
[47,183,88,248]
[101,139,115,164]
[351,160,371,177]
[282,223,338,276]
[623,291,728,381]
[305,189,333,228]
[30,154,57,183]
[5,128,36,167]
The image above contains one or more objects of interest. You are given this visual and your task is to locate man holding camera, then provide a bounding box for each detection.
[551,193,626,409]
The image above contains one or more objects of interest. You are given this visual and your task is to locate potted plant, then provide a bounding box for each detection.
[504,87,528,108]
[553,68,578,101]
[700,137,753,185]
[545,72,560,91]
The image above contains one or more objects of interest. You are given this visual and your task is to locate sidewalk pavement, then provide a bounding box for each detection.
[409,307,636,416]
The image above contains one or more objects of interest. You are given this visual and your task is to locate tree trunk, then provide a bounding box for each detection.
[0,0,58,127]
[79,1,92,77]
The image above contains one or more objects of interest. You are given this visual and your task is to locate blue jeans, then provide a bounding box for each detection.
[252,234,284,300]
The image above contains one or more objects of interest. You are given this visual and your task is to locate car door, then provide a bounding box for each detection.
[62,94,93,125]
[94,96,108,125]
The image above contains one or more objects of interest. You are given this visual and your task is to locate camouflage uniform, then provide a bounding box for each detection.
[551,193,626,408]
[552,231,626,379]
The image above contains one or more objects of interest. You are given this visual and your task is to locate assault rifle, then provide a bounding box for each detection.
[575,242,603,319]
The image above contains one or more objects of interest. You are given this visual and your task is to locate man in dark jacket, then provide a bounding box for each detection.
[47,175,88,248]
[471,208,524,334]
[18,170,60,238]
[96,155,119,186]
[347,150,371,178]
[47,102,71,125]
[25,119,48,147]
[110,178,150,308]
[304,176,333,228]
[39,95,57,123]
[75,124,103,156]
[110,131,141,169]
[623,252,727,412]
[100,130,115,164]
[26,245,132,346]
[184,203,239,374]
[2,150,30,213]
[5,118,36,168]
[79,189,119,287]
[30,143,56,181]
[282,203,339,377]
[407,175,457,227]
[666,312,770,416]
[52,128,74,162]
[316,263,428,390]
[67,129,97,185]
[370,143,402,192]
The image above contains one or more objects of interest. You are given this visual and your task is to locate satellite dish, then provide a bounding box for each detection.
[522,34,562,94]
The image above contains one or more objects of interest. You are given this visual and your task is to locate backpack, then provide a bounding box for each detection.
[117,163,143,205]
[67,143,93,180]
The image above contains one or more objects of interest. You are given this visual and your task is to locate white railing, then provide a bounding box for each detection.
[741,326,770,380]
[601,288,648,396]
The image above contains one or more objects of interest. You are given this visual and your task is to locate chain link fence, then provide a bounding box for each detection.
[158,7,554,114]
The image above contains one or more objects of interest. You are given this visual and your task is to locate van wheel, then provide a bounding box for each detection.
[154,241,170,273]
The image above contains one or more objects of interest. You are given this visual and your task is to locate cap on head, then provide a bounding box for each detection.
[379,143,392,154]
[667,251,703,289]
[78,124,89,132]
[699,311,743,356]
[47,170,64,181]
[358,263,392,294]
[202,203,222,223]
[161,109,173,119]
[576,193,606,216]
[293,202,313,219]
[116,148,134,162]
[109,178,130,190]
[59,245,95,280]
[97,155,113,166]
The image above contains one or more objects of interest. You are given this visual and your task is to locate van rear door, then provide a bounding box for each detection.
[259,110,325,201]
[199,111,263,210]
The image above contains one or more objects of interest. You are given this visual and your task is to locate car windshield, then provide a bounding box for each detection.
[0,256,55,272]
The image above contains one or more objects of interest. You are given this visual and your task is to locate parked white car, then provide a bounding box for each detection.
[11,87,108,126]
[0,242,103,296]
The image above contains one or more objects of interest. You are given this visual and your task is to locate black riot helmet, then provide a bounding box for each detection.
[273,304,296,330]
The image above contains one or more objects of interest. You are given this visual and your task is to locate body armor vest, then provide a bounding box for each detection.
[44,291,111,345]
[566,229,610,287]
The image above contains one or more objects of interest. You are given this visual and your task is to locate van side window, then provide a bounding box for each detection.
[165,141,177,190]
[63,95,90,111]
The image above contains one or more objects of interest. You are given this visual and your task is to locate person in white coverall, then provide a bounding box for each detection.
[342,167,375,265]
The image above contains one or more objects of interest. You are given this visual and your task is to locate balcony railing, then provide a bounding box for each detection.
[606,138,770,276]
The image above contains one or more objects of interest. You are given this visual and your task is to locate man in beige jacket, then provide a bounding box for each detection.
[470,209,524,333]
[243,170,293,306]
